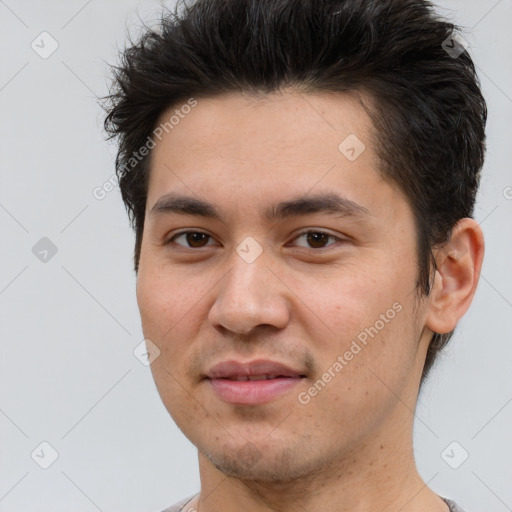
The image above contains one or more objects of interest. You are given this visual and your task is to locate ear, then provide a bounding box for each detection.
[426,218,485,334]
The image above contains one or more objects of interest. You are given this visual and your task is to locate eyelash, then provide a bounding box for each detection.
[165,230,345,250]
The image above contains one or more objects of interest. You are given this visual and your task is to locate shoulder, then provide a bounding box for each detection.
[159,494,199,512]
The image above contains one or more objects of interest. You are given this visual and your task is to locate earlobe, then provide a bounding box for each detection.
[426,218,485,334]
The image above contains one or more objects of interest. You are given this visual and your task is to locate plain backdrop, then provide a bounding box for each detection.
[0,1,511,511]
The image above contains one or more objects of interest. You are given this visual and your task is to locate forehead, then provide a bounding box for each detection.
[146,89,403,221]
[152,89,374,159]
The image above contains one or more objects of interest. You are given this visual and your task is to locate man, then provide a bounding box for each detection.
[104,0,487,510]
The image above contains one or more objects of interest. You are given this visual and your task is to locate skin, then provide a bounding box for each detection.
[136,89,484,512]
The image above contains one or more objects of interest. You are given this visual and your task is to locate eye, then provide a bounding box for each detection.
[291,230,344,249]
[165,230,345,250]
[167,231,216,248]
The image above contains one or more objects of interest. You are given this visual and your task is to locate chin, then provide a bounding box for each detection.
[201,441,326,483]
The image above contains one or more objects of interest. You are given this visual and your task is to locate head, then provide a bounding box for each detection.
[104,0,486,483]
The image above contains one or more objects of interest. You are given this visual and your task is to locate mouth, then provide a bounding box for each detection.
[205,359,307,405]
[218,373,301,381]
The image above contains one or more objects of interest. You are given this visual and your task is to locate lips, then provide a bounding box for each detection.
[205,359,306,405]
[222,374,287,381]
[205,359,306,380]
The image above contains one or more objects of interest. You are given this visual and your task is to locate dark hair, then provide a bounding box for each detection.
[103,0,487,384]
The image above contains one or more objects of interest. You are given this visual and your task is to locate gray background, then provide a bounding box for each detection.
[0,0,511,510]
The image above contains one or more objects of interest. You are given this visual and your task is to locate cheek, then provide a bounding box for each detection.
[136,271,165,333]
[137,256,199,316]
[301,263,419,387]
[136,263,213,373]
[290,263,402,341]
[305,303,418,439]
[136,268,201,416]
[136,264,189,343]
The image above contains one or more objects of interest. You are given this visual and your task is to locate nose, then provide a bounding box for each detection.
[208,250,291,335]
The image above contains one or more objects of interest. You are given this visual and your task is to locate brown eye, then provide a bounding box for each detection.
[168,232,214,248]
[305,232,330,248]
[293,231,340,249]
[186,232,210,247]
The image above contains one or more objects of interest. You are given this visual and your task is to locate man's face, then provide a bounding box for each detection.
[136,90,432,480]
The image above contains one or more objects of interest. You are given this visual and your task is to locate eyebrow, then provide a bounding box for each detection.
[149,192,371,221]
